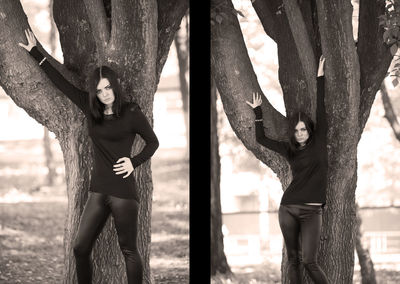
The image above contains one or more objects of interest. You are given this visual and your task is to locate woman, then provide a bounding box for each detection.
[19,29,159,284]
[246,56,329,283]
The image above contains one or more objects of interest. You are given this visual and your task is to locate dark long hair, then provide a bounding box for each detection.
[288,111,315,151]
[88,65,124,122]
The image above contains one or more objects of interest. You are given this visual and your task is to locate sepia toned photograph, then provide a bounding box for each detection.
[211,0,400,283]
[0,0,189,283]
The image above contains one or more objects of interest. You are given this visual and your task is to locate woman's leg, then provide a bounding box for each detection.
[73,192,111,284]
[299,205,329,284]
[108,196,142,284]
[279,205,301,283]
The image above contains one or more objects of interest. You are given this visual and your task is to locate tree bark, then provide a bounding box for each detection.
[381,81,400,141]
[0,0,188,283]
[174,13,189,158]
[42,0,57,187]
[210,77,232,276]
[43,127,56,186]
[355,204,377,284]
[211,0,392,283]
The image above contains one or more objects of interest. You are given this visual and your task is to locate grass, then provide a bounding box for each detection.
[210,260,400,284]
[0,139,188,283]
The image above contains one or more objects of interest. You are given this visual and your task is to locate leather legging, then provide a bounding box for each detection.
[279,204,329,284]
[73,191,142,284]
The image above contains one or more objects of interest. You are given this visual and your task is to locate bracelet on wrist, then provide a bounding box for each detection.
[39,57,47,66]
[255,119,263,122]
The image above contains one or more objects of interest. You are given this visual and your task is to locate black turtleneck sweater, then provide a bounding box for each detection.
[253,76,328,206]
[29,46,159,201]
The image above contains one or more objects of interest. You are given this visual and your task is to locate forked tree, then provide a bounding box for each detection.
[211,0,392,283]
[0,0,188,283]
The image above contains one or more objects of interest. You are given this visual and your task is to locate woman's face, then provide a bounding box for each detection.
[96,78,115,107]
[294,121,309,145]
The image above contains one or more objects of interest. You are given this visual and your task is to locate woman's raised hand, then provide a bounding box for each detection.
[246,92,262,109]
[18,29,37,52]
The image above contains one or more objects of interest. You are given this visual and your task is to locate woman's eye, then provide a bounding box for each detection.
[96,90,101,95]
[105,85,112,90]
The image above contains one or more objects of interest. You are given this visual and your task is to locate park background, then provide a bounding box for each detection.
[213,1,400,283]
[0,0,189,283]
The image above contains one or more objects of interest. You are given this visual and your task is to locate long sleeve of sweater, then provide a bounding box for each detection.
[315,75,327,138]
[253,106,289,159]
[29,46,88,112]
[129,108,159,168]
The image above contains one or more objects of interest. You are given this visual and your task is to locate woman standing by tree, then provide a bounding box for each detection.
[246,56,329,284]
[19,29,159,284]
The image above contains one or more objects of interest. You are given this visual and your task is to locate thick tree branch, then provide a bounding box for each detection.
[110,0,156,51]
[252,0,280,42]
[283,0,317,100]
[211,0,290,181]
[0,0,85,135]
[357,0,393,134]
[53,0,97,77]
[106,0,158,108]
[381,81,400,141]
[248,1,320,118]
[83,0,110,58]
[111,0,140,45]
[257,0,312,118]
[316,0,360,133]
[156,0,189,82]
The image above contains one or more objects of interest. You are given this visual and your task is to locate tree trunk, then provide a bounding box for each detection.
[0,0,188,283]
[42,0,57,187]
[59,128,94,283]
[174,13,189,158]
[355,204,377,284]
[210,77,232,276]
[43,127,56,186]
[381,81,400,141]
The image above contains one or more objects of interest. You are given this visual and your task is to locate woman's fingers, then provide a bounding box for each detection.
[113,165,124,170]
[19,29,36,51]
[113,157,133,177]
[18,30,28,49]
[114,168,126,174]
[122,170,132,179]
[113,161,125,167]
[255,93,261,106]
[113,166,132,178]
[116,157,126,164]
[25,29,31,43]
[246,92,262,108]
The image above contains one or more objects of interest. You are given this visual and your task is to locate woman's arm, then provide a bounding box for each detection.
[112,106,159,179]
[246,93,290,159]
[129,106,159,168]
[19,29,88,112]
[316,56,328,137]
